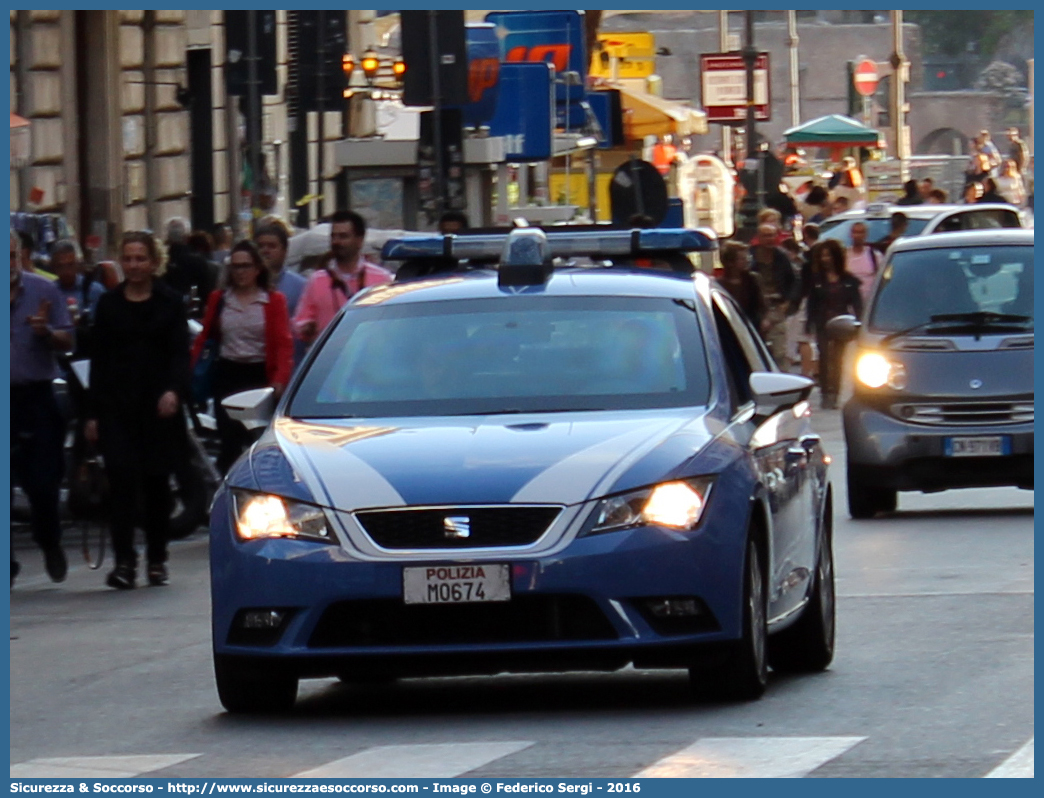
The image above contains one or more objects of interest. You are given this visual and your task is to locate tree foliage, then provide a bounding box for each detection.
[905,10,1033,65]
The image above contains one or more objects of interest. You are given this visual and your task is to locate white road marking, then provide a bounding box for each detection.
[291,741,533,778]
[635,736,867,778]
[985,738,1034,778]
[10,754,202,778]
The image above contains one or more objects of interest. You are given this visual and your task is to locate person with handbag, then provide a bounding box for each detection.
[292,210,392,346]
[191,240,293,474]
[85,231,190,589]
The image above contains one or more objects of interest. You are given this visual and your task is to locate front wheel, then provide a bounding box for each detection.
[847,462,896,519]
[691,537,768,701]
[214,656,298,714]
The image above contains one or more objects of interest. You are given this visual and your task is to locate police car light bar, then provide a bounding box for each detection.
[380,228,718,262]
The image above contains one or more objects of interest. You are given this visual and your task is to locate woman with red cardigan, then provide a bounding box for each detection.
[191,240,293,473]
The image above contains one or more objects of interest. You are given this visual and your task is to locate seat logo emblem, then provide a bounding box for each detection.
[443,516,471,539]
[970,379,983,389]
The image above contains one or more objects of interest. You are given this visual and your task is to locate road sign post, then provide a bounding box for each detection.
[853,57,878,130]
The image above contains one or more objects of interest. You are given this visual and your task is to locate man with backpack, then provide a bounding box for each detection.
[292,210,392,346]
[846,221,880,303]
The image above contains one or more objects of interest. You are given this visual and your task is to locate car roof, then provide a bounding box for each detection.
[887,227,1034,252]
[825,203,1017,224]
[353,267,704,307]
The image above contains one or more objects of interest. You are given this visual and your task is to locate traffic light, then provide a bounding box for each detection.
[224,10,277,96]
[287,10,347,113]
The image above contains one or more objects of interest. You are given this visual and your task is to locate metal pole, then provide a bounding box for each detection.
[246,10,262,231]
[316,10,326,220]
[890,10,909,182]
[787,10,800,128]
[224,58,242,240]
[718,10,731,164]
[428,10,444,217]
[735,10,760,240]
[743,11,757,162]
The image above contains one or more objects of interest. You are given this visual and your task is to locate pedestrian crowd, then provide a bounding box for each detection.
[10,209,392,590]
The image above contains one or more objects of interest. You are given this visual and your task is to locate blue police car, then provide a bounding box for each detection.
[210,228,834,713]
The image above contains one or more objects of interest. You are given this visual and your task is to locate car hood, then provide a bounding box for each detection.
[880,341,1033,398]
[254,409,717,511]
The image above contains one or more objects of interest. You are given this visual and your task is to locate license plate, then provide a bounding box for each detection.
[402,564,511,605]
[944,436,1009,457]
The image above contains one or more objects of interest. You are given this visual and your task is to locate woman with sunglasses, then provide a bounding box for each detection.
[191,240,293,474]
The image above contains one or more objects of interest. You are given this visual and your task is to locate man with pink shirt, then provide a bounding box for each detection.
[846,221,880,304]
[293,210,392,345]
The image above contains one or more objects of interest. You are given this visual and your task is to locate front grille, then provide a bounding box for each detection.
[355,506,561,549]
[308,595,618,647]
[893,401,1033,426]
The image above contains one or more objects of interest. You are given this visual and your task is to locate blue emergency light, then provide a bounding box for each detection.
[381,227,718,262]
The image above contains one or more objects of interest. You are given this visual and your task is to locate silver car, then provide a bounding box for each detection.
[817,202,1023,248]
[829,228,1033,518]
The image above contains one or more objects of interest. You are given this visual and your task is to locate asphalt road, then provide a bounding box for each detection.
[9,408,1034,779]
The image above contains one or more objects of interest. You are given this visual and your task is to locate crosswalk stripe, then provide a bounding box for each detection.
[292,742,534,778]
[985,738,1034,778]
[634,736,867,778]
[10,754,202,778]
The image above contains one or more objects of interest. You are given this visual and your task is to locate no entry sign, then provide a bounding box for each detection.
[854,58,879,97]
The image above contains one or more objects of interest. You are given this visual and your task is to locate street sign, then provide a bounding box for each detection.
[699,52,770,123]
[487,62,554,162]
[854,58,879,97]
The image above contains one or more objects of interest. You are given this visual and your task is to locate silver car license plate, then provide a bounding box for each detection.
[945,436,1007,457]
[403,564,511,605]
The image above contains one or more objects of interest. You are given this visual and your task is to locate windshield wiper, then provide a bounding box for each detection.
[881,312,1032,343]
[454,407,605,416]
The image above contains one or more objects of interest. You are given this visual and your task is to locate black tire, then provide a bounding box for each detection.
[768,493,836,673]
[847,462,896,519]
[691,537,768,701]
[214,656,298,714]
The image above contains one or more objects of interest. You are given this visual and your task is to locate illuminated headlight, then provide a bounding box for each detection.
[584,478,714,536]
[856,351,907,390]
[231,490,333,543]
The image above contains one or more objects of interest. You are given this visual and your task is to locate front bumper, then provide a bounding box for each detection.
[843,397,1034,491]
[209,489,749,678]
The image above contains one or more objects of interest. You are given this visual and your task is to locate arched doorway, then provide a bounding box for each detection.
[917,127,969,156]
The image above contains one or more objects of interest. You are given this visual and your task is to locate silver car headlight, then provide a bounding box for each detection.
[231,490,333,543]
[583,478,714,536]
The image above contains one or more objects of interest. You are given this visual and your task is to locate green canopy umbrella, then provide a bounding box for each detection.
[783,114,881,150]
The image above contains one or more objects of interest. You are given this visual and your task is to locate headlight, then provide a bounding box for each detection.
[232,490,333,543]
[855,351,907,390]
[584,478,713,536]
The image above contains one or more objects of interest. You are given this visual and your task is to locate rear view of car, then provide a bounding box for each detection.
[836,229,1033,517]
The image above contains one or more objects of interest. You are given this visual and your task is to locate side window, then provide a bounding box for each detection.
[714,292,773,372]
[711,294,753,409]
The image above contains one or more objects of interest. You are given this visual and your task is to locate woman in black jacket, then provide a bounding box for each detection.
[805,239,863,410]
[85,232,191,589]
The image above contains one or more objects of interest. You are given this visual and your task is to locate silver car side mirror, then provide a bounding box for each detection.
[749,372,814,417]
[222,387,276,431]
[826,314,861,342]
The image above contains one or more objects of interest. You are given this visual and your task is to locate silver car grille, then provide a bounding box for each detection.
[892,400,1034,426]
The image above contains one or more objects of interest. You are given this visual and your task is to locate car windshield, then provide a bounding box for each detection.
[819,217,930,246]
[289,296,711,418]
[868,245,1034,333]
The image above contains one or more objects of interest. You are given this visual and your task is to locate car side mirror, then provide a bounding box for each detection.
[222,387,276,431]
[749,372,814,417]
[826,314,861,342]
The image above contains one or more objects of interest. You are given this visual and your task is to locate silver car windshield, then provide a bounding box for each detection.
[289,296,711,418]
[868,245,1034,332]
